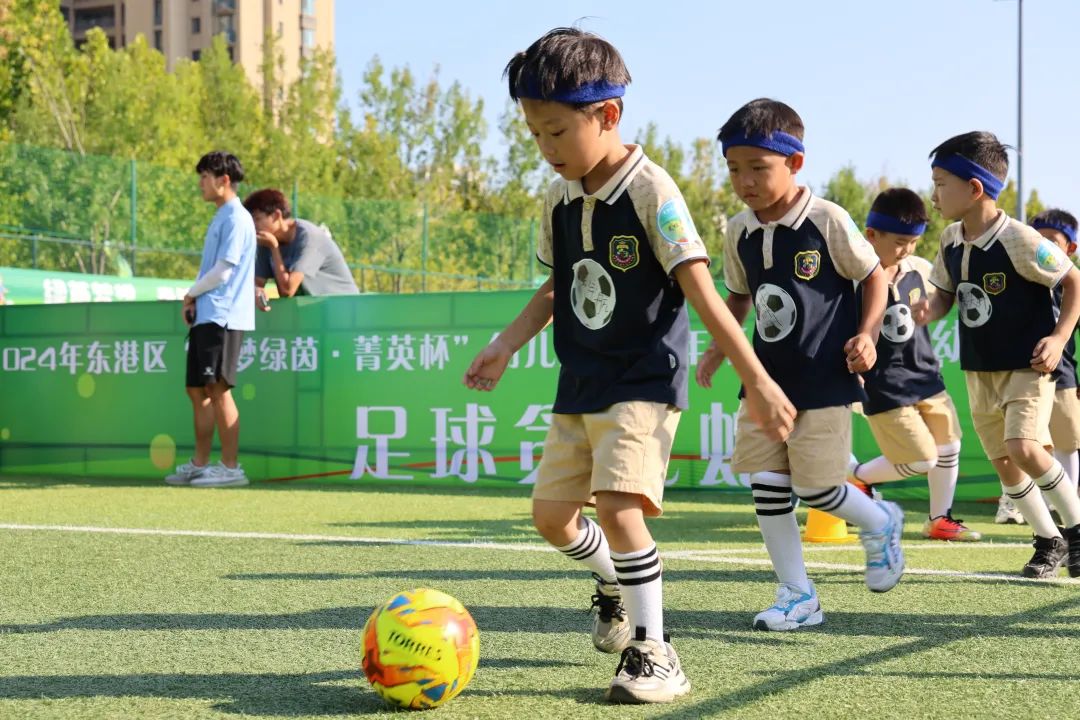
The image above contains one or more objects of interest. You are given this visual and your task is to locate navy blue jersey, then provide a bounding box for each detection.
[1052,282,1078,390]
[929,213,1069,372]
[860,257,946,414]
[724,190,879,410]
[537,145,710,414]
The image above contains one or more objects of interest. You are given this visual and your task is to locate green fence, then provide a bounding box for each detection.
[0,144,540,292]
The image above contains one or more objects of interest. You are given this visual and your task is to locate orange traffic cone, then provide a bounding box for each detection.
[803,508,855,543]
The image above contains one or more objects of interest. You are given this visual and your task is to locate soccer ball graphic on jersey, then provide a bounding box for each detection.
[570,258,616,330]
[956,281,992,328]
[881,303,915,343]
[754,283,797,342]
[362,588,480,709]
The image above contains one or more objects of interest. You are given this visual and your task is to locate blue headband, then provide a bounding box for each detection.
[930,154,1005,200]
[515,79,626,104]
[1032,219,1078,247]
[721,131,805,157]
[866,211,927,237]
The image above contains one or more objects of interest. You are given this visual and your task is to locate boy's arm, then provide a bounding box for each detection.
[676,259,795,440]
[1033,267,1080,372]
[846,264,887,373]
[913,289,954,325]
[463,276,554,392]
[696,292,750,389]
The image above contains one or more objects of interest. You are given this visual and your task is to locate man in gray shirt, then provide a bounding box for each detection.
[243,188,359,297]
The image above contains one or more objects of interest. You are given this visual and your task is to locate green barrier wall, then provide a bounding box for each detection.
[0,292,996,499]
[0,266,190,305]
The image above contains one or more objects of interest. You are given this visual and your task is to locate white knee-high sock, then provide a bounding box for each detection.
[611,545,663,643]
[1053,449,1079,490]
[751,472,809,593]
[1033,460,1080,528]
[555,516,617,584]
[928,442,961,519]
[795,483,888,532]
[1006,477,1061,537]
[854,456,937,484]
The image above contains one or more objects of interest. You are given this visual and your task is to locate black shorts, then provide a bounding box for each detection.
[186,322,244,388]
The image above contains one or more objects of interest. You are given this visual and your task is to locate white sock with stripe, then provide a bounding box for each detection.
[927,442,961,519]
[751,472,810,593]
[555,516,617,585]
[1006,477,1061,538]
[1034,460,1080,528]
[611,545,663,643]
[854,456,936,484]
[795,482,888,532]
[1052,449,1079,490]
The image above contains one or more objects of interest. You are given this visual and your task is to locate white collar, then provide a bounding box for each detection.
[743,186,814,234]
[563,145,646,205]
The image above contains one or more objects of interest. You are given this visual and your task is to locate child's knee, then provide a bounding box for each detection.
[1005,438,1045,465]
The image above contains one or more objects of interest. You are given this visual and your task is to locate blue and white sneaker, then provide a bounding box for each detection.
[753,582,824,631]
[860,500,905,592]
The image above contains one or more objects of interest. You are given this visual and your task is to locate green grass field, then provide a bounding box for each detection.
[2,477,1079,719]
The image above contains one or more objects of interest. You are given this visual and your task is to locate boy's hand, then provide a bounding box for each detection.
[911,297,932,326]
[742,376,797,442]
[695,341,726,389]
[1032,335,1065,373]
[463,338,514,391]
[844,333,876,373]
[182,295,195,326]
[256,231,279,249]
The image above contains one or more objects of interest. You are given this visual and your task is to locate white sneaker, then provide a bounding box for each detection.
[164,460,210,486]
[753,582,824,631]
[590,574,631,653]
[190,463,249,487]
[606,637,690,704]
[860,500,905,592]
[995,495,1026,525]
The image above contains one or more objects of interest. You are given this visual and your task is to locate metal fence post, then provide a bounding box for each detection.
[421,202,428,293]
[32,234,38,269]
[292,179,299,218]
[130,158,138,275]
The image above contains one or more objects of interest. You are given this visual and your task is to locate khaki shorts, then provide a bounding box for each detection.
[865,391,963,464]
[731,404,851,488]
[532,402,680,517]
[1050,386,1080,451]
[965,370,1054,460]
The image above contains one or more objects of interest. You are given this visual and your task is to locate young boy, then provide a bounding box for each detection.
[849,188,978,541]
[916,132,1080,578]
[1031,209,1080,494]
[462,29,795,704]
[698,98,905,632]
[165,151,257,488]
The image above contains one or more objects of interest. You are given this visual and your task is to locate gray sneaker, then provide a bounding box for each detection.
[164,460,209,486]
[190,463,249,487]
[860,500,905,593]
[606,634,690,704]
[590,574,630,653]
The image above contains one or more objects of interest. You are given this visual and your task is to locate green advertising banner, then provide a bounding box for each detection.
[0,292,998,499]
[0,266,191,305]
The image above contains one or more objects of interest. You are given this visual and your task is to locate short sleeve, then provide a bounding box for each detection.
[928,225,957,293]
[1001,226,1072,288]
[723,214,750,294]
[217,212,245,266]
[823,209,879,281]
[292,226,327,278]
[907,256,936,297]
[536,179,561,268]
[628,164,709,275]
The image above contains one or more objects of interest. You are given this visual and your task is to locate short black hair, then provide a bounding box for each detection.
[195,151,245,184]
[1031,208,1078,233]
[717,98,805,144]
[243,188,292,218]
[870,187,928,226]
[928,131,1009,181]
[504,27,631,111]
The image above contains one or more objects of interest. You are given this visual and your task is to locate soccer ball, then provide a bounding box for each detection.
[956,282,992,328]
[881,303,915,343]
[570,258,616,330]
[754,283,797,342]
[361,588,480,709]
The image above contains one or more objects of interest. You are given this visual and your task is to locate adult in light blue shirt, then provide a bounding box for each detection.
[168,151,256,489]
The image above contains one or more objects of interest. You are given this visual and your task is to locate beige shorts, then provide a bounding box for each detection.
[865,391,963,464]
[731,404,851,488]
[965,370,1054,460]
[1050,386,1080,451]
[532,401,680,517]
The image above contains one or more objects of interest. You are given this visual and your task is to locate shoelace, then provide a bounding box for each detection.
[941,511,967,527]
[590,592,625,623]
[614,646,655,679]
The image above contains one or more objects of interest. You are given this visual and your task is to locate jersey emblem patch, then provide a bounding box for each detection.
[657,198,694,245]
[794,250,821,280]
[908,287,922,305]
[1037,240,1063,271]
[983,272,1006,295]
[609,235,639,271]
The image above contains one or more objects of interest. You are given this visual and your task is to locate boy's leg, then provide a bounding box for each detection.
[207,381,240,466]
[167,325,215,485]
[856,404,938,497]
[531,415,628,653]
[790,407,904,593]
[1048,387,1080,490]
[188,386,215,466]
[732,405,821,630]
[918,393,979,540]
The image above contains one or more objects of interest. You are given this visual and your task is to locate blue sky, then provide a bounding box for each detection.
[335,0,1078,211]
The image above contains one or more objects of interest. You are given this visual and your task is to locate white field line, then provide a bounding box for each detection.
[1,523,1073,586]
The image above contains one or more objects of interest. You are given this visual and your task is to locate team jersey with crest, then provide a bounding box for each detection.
[859,256,946,414]
[929,212,1070,372]
[724,188,879,410]
[1052,282,1078,390]
[537,145,710,414]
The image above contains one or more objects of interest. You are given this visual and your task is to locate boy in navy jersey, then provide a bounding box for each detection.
[463,29,795,703]
[699,98,905,632]
[849,189,978,541]
[917,132,1080,578]
[1031,209,1080,497]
